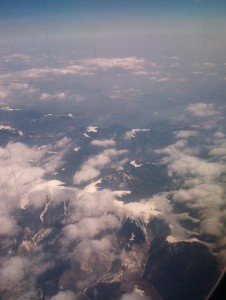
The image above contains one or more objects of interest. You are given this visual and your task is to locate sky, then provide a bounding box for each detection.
[1,0,226,40]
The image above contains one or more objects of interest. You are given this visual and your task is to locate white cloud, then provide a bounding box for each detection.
[173,184,224,209]
[63,214,119,241]
[186,103,219,117]
[73,165,99,183]
[0,89,8,99]
[1,57,156,83]
[75,237,112,259]
[174,130,198,139]
[0,214,17,236]
[0,142,45,207]
[91,139,116,148]
[11,82,29,90]
[3,53,30,63]
[214,132,225,139]
[40,92,66,100]
[0,139,72,234]
[200,216,223,237]
[156,137,226,240]
[60,188,121,264]
[55,137,71,149]
[65,189,117,223]
[209,142,226,159]
[120,293,149,300]
[78,57,157,73]
[125,128,150,140]
[73,148,127,184]
[209,132,226,161]
[42,137,71,173]
[157,140,222,183]
[50,291,77,300]
[0,256,29,288]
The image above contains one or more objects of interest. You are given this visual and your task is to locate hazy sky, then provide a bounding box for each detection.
[1,0,226,41]
[0,0,225,124]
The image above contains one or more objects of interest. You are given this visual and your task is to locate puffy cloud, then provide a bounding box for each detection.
[174,130,198,139]
[125,131,135,140]
[120,292,150,300]
[73,148,128,184]
[67,189,116,221]
[208,133,226,160]
[0,88,8,99]
[75,237,112,259]
[0,256,29,288]
[186,103,219,117]
[40,137,71,173]
[61,189,120,246]
[0,246,55,298]
[40,92,66,100]
[31,246,55,276]
[0,245,56,297]
[78,57,157,73]
[214,132,225,139]
[209,143,226,159]
[63,214,120,241]
[1,57,157,84]
[200,216,223,237]
[0,139,72,235]
[124,128,150,140]
[2,140,69,195]
[3,53,30,63]
[26,183,75,209]
[55,137,71,149]
[58,186,124,267]
[73,166,100,184]
[16,291,39,300]
[0,143,47,235]
[173,184,224,209]
[50,291,77,300]
[91,139,116,148]
[0,142,45,206]
[0,214,17,236]
[156,137,226,240]
[0,80,34,103]
[157,139,222,184]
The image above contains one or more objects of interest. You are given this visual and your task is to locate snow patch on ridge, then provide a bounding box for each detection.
[0,125,23,136]
[86,126,98,133]
[114,199,161,224]
[130,160,143,168]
